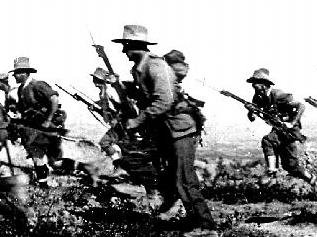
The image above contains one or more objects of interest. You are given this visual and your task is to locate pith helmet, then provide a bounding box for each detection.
[112,25,157,45]
[9,57,37,73]
[90,67,109,82]
[246,68,274,86]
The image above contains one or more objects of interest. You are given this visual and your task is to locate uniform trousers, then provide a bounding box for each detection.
[261,128,306,178]
[157,130,216,230]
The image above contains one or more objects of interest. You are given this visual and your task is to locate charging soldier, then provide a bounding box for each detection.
[9,57,66,188]
[112,25,218,236]
[246,68,317,186]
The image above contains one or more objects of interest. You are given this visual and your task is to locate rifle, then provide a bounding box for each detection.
[304,96,317,108]
[8,122,99,148]
[219,89,307,143]
[55,84,102,113]
[55,84,109,129]
[90,34,142,142]
[90,34,139,119]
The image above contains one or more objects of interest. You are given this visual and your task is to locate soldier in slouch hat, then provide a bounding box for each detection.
[112,25,218,236]
[245,68,317,187]
[9,57,66,188]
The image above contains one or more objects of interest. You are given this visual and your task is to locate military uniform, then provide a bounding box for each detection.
[17,79,63,161]
[129,51,216,230]
[245,68,317,188]
[252,88,307,177]
[90,67,126,153]
[16,78,64,187]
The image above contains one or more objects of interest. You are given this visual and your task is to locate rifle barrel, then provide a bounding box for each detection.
[219,89,306,143]
[55,84,101,110]
[220,90,275,119]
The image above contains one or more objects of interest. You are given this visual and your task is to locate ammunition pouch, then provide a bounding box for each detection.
[21,106,68,136]
[52,109,67,128]
[23,106,66,127]
[172,98,206,137]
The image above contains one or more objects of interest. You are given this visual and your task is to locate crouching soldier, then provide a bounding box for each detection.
[89,67,129,178]
[245,68,317,187]
[9,57,67,188]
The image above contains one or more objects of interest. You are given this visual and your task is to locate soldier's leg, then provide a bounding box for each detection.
[32,158,49,188]
[99,130,125,173]
[52,158,99,187]
[280,142,316,185]
[262,132,280,176]
[173,135,217,231]
[28,145,49,188]
[46,136,63,170]
[99,129,118,154]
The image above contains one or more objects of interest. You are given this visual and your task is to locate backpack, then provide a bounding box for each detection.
[164,50,207,144]
[175,91,206,144]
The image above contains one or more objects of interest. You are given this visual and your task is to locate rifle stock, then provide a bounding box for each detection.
[92,44,115,74]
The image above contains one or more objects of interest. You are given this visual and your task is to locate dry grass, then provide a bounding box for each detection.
[1,122,317,236]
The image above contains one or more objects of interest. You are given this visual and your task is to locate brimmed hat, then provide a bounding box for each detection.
[0,73,8,81]
[246,68,274,86]
[0,73,9,92]
[90,67,109,82]
[112,25,157,45]
[9,57,37,73]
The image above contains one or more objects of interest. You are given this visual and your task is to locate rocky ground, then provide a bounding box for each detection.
[0,138,317,236]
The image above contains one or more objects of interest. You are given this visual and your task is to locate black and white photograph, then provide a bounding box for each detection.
[0,0,317,236]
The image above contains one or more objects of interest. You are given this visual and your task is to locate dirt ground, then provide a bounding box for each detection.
[0,137,317,236]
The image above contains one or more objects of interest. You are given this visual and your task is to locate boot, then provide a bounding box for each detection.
[35,164,49,189]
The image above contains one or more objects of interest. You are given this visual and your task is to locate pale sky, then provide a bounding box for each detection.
[1,0,317,147]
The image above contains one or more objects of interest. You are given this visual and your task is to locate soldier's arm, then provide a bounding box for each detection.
[145,60,174,116]
[289,100,305,125]
[246,95,258,122]
[129,60,174,127]
[34,81,60,128]
[47,95,59,122]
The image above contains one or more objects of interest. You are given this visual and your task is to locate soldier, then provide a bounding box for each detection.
[90,67,123,155]
[112,25,218,236]
[0,73,19,122]
[0,74,10,147]
[8,57,66,188]
[0,74,29,232]
[163,49,189,84]
[89,67,128,177]
[163,50,206,145]
[245,68,317,186]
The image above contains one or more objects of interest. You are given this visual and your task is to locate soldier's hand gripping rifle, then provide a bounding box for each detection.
[304,96,317,108]
[219,90,307,143]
